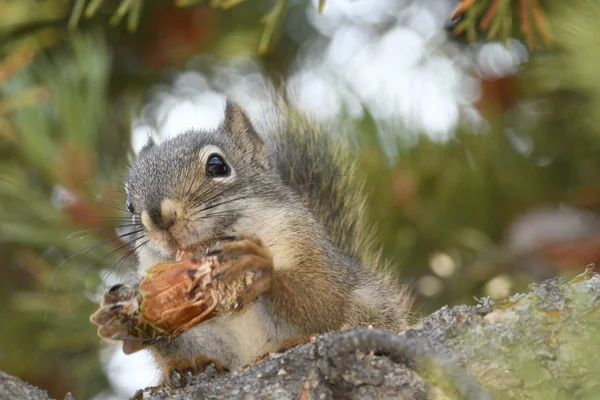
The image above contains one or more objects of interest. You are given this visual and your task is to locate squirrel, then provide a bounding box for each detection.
[91,99,413,388]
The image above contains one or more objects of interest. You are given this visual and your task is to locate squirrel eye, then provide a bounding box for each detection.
[125,197,135,214]
[206,154,230,177]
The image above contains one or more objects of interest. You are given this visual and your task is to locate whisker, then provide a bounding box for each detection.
[188,167,277,210]
[51,228,144,288]
[191,193,267,217]
[64,234,143,306]
[200,209,285,237]
[43,215,133,222]
[105,239,149,283]
[187,159,250,203]
[184,147,211,200]
[111,176,143,198]
[78,234,144,281]
[101,190,128,195]
[56,192,131,214]
[67,223,139,239]
[189,163,278,207]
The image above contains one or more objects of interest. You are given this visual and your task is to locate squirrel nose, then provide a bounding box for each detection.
[157,215,176,230]
[142,198,181,231]
[146,206,176,230]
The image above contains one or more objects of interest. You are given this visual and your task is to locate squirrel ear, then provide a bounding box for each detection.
[222,99,264,147]
[138,137,155,157]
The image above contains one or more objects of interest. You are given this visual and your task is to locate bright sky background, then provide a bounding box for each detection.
[97,1,528,398]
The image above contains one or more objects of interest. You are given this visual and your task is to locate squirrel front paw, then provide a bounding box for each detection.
[206,232,273,311]
[90,284,160,354]
[162,355,228,388]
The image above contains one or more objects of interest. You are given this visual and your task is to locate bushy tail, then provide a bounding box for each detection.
[266,102,414,329]
[270,108,379,267]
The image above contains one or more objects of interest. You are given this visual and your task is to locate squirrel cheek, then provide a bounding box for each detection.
[140,210,154,231]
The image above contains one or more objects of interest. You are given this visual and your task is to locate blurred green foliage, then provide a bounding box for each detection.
[1,0,600,398]
[0,30,125,397]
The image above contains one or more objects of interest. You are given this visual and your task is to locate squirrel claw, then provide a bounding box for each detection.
[207,232,273,281]
[205,248,222,258]
[166,367,195,389]
[205,232,274,309]
[215,233,241,243]
[234,272,272,310]
[90,283,150,353]
[162,355,227,388]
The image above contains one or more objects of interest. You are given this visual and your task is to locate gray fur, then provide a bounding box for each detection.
[122,100,412,377]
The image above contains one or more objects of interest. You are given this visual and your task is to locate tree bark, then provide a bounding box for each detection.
[3,270,600,400]
[0,370,56,400]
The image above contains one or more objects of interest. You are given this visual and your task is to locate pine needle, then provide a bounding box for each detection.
[109,0,135,26]
[84,0,105,18]
[220,0,246,10]
[480,0,503,30]
[175,0,206,6]
[127,0,143,32]
[531,0,552,46]
[0,86,50,116]
[450,0,553,50]
[0,44,37,84]
[68,0,86,30]
[318,0,327,14]
[451,0,476,20]
[259,0,287,55]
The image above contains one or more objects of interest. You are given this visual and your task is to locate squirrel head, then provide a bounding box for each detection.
[123,100,277,262]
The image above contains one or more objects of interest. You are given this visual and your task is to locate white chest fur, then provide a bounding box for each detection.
[161,301,298,369]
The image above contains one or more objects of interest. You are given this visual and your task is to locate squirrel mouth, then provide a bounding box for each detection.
[175,232,225,262]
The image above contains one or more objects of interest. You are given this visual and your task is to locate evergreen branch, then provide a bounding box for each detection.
[451,0,553,50]
[65,0,327,56]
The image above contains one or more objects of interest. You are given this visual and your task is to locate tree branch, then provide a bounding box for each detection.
[3,270,600,399]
